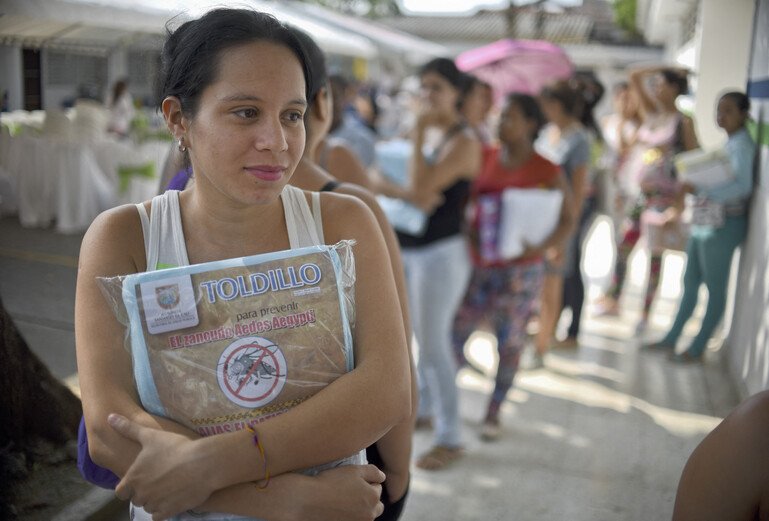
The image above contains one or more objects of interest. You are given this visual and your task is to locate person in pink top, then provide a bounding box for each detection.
[452,93,574,440]
[595,66,698,331]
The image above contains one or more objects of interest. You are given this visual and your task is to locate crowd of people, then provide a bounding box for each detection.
[74,7,759,521]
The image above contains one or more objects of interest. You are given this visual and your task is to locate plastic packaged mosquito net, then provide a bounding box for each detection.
[97,241,363,493]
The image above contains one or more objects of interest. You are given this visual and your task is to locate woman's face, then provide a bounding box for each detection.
[183,41,307,205]
[420,71,459,115]
[462,83,493,125]
[538,96,563,123]
[497,101,531,145]
[716,96,747,134]
[652,74,678,104]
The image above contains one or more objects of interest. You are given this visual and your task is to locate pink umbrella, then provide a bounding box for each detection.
[455,39,574,103]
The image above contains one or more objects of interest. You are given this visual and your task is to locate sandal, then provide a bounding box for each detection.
[415,445,464,471]
[642,340,675,352]
[669,350,703,364]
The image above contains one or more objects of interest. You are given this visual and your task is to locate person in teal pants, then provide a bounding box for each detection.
[646,91,755,362]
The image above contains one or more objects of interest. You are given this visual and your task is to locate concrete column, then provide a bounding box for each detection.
[0,45,23,111]
[693,0,755,148]
[106,49,129,102]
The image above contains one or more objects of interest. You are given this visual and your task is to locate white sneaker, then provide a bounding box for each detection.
[524,351,545,371]
[480,420,501,441]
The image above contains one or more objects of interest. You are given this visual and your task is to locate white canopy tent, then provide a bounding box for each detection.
[0,0,381,110]
[0,0,378,57]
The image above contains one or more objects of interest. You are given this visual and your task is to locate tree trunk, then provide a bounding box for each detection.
[0,294,81,448]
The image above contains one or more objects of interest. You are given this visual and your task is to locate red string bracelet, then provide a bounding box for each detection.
[244,424,270,489]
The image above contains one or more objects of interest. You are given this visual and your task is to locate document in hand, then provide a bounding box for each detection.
[374,139,429,236]
[497,188,563,260]
[104,242,363,477]
[375,139,412,186]
[674,148,735,189]
[376,195,429,236]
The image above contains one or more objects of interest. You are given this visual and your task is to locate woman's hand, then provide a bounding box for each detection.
[286,465,386,521]
[109,414,217,520]
[545,245,564,267]
[408,189,444,212]
[661,207,681,225]
[679,182,696,195]
[519,242,546,260]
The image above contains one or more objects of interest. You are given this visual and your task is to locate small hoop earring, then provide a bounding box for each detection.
[178,138,187,153]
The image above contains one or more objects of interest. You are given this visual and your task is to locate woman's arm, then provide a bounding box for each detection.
[410,121,482,196]
[107,418,385,521]
[569,163,589,219]
[680,115,699,152]
[672,391,769,521]
[204,464,386,521]
[540,172,576,251]
[628,66,661,118]
[334,185,416,502]
[701,134,754,202]
[75,205,197,474]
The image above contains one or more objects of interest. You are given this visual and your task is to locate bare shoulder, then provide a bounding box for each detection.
[332,183,378,209]
[327,142,357,163]
[80,203,146,274]
[455,127,481,149]
[316,191,381,245]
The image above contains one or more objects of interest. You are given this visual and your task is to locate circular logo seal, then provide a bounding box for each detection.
[217,336,287,408]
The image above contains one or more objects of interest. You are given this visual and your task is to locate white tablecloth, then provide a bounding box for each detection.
[2,135,171,233]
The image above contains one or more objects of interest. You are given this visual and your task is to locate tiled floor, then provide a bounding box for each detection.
[403,217,740,521]
[0,214,741,521]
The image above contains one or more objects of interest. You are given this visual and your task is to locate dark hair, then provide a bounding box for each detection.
[612,81,629,95]
[157,8,312,117]
[720,91,750,113]
[458,74,491,110]
[574,71,605,142]
[111,79,128,107]
[505,93,546,141]
[289,26,327,103]
[419,58,465,89]
[540,80,584,120]
[328,74,350,133]
[660,69,688,96]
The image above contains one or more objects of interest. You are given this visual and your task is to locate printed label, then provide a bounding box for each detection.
[140,275,199,334]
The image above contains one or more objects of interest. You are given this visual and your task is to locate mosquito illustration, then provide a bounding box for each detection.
[226,344,284,388]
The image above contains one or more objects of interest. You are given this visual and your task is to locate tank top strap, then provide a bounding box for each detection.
[141,190,189,271]
[281,185,324,248]
[135,202,151,264]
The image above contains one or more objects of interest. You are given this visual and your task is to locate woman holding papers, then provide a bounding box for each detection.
[453,94,574,440]
[75,9,410,521]
[646,92,754,362]
[597,66,699,331]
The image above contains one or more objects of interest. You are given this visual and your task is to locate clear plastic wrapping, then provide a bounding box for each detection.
[97,241,363,501]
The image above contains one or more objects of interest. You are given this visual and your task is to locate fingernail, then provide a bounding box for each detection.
[107,413,122,426]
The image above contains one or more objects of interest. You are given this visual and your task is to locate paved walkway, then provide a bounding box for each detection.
[0,215,741,521]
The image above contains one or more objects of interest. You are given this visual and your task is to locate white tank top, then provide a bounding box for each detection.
[130,184,329,521]
[135,185,326,271]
